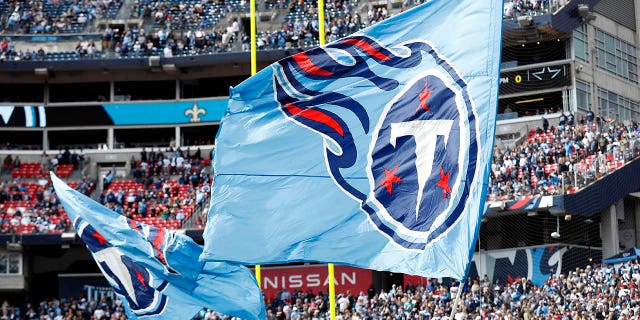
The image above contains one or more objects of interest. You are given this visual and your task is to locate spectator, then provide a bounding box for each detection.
[1,154,12,175]
[587,109,595,126]
[103,169,114,189]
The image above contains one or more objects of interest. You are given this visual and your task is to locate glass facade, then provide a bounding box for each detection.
[576,80,591,113]
[573,24,589,62]
[594,28,638,83]
[0,252,21,275]
[597,87,640,121]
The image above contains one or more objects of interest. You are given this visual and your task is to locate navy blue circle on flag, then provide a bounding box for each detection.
[364,68,479,249]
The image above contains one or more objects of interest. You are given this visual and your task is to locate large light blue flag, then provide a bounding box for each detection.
[51,173,266,320]
[203,0,502,279]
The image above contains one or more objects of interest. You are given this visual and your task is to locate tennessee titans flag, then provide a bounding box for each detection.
[50,173,266,320]
[203,0,502,278]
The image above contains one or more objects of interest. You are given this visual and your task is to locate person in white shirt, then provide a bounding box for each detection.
[231,20,239,38]
[337,294,349,312]
[163,45,172,57]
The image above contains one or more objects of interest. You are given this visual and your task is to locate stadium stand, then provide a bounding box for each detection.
[100,176,205,230]
[0,0,629,234]
[0,147,210,234]
[0,176,95,234]
[0,0,571,59]
[503,0,565,18]
[5,115,635,235]
[266,260,640,319]
[0,1,620,216]
[4,0,640,318]
[105,0,364,57]
[0,0,123,35]
[0,0,530,59]
[488,118,640,202]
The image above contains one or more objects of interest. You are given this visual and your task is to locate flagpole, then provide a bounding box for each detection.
[317,0,326,46]
[316,3,333,318]
[255,265,261,286]
[447,276,466,320]
[448,204,485,320]
[250,0,257,75]
[250,0,260,286]
[328,263,336,320]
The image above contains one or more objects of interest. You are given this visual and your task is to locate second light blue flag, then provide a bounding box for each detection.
[51,173,266,320]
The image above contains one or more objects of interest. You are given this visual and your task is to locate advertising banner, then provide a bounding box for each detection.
[258,265,372,301]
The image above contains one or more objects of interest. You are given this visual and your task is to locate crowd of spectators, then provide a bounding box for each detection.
[503,0,569,18]
[0,0,581,60]
[0,37,48,61]
[130,0,227,30]
[488,111,640,202]
[0,175,96,234]
[0,0,123,35]
[3,259,640,319]
[0,144,212,234]
[100,24,237,58]
[1,148,86,178]
[99,146,211,228]
[0,148,90,234]
[258,259,640,320]
[0,37,101,61]
[1,295,127,320]
[1,0,370,59]
[3,111,639,233]
[105,0,367,59]
[262,0,364,49]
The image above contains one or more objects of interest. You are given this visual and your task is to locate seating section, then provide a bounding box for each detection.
[104,179,200,230]
[488,118,640,203]
[1,157,210,235]
[1,169,207,234]
[132,0,227,32]
[3,119,639,233]
[1,180,94,234]
[11,162,44,178]
[0,0,576,61]
[55,164,74,178]
[1,0,365,59]
[101,0,123,19]
[9,162,74,178]
[263,0,362,49]
[44,51,103,60]
[0,0,123,35]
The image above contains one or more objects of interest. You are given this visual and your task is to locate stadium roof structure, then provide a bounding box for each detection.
[502,0,600,46]
[603,247,640,264]
[0,49,304,83]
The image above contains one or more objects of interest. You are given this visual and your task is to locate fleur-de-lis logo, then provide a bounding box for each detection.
[185,103,206,122]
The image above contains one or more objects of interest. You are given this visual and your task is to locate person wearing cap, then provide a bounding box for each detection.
[290,305,301,319]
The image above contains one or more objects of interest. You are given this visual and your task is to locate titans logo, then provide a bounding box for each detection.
[75,217,170,317]
[274,35,480,249]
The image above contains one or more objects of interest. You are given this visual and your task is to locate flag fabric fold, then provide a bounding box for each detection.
[203,0,502,279]
[51,173,266,320]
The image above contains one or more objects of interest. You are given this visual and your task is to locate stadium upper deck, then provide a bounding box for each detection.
[0,0,589,61]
